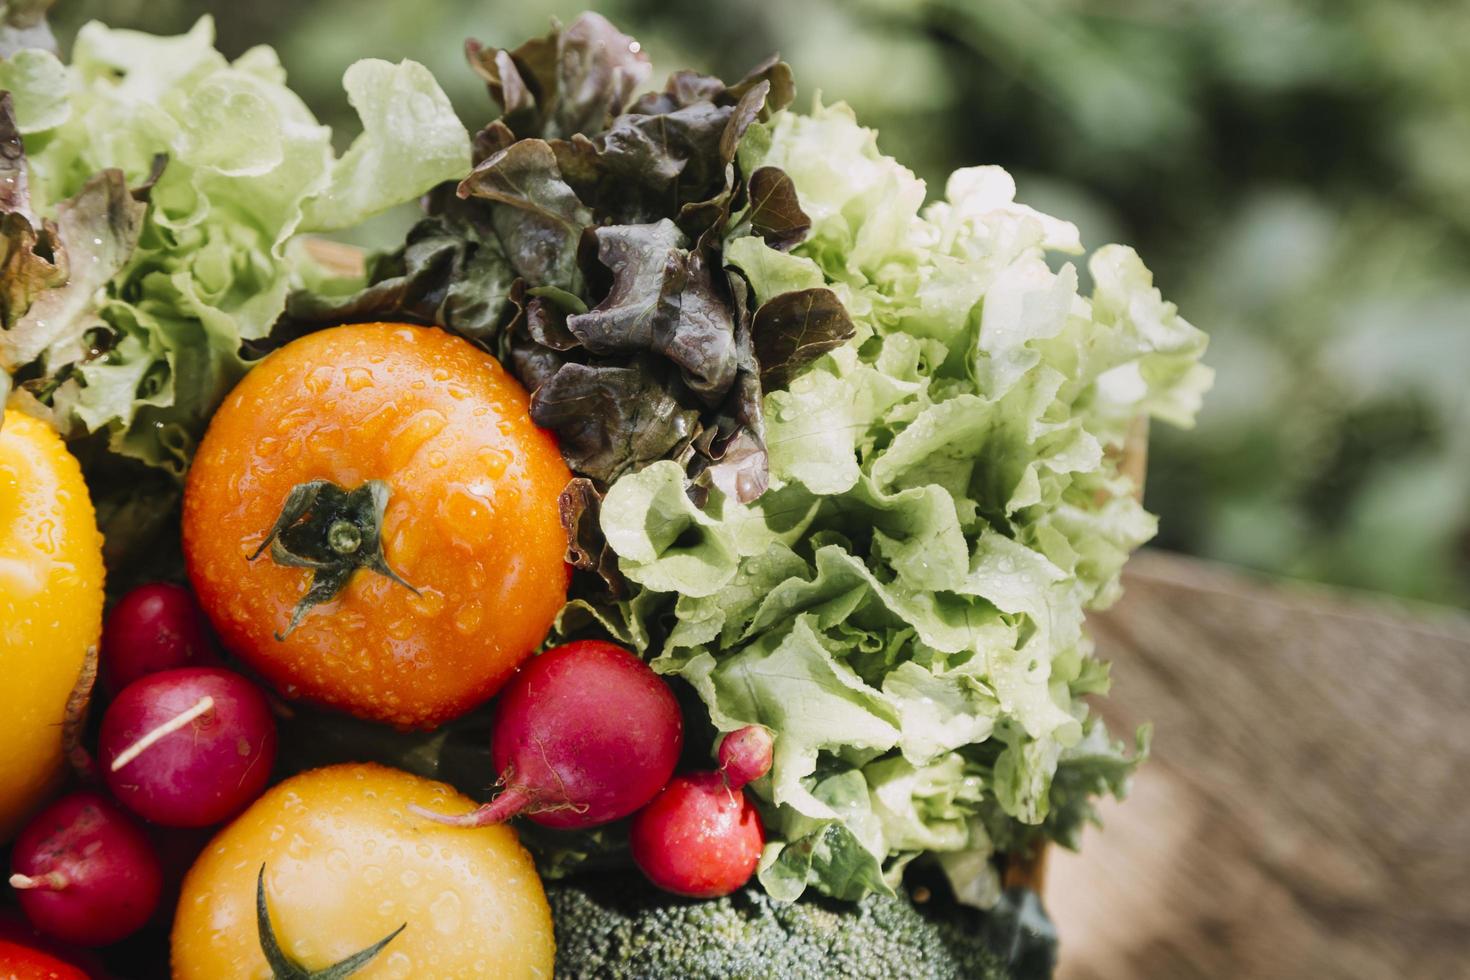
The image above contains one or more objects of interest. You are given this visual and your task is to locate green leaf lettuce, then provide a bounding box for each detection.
[589,100,1210,902]
[1,16,469,471]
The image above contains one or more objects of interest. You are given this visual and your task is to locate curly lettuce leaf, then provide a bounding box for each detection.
[300,58,470,233]
[465,12,651,142]
[282,16,814,509]
[2,169,145,371]
[586,100,1209,902]
[2,16,469,471]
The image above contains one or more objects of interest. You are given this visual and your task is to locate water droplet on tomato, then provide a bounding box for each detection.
[477,448,509,478]
[430,890,462,934]
[453,602,484,636]
[384,951,413,979]
[385,410,447,471]
[408,588,445,619]
[303,365,333,395]
[326,848,351,874]
[344,367,375,391]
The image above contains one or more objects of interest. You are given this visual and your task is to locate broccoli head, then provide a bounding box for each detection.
[546,873,1055,979]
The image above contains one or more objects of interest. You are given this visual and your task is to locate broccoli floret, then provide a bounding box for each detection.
[547,874,1050,979]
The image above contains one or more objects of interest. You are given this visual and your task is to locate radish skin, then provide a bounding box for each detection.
[411,641,682,830]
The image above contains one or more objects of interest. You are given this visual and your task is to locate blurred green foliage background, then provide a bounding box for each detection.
[50,0,1470,607]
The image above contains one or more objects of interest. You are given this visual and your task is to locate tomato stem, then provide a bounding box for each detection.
[109,695,215,771]
[327,519,362,556]
[249,479,417,640]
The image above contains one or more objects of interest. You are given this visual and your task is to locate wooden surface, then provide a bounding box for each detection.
[1048,550,1470,980]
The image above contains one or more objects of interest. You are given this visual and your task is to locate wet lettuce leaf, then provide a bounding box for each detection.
[283,12,816,525]
[575,101,1209,902]
[743,165,813,251]
[465,13,650,142]
[1,16,469,470]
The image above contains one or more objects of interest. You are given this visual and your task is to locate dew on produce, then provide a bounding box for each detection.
[453,602,484,635]
[344,367,375,391]
[303,365,333,395]
[35,519,57,553]
[477,447,509,478]
[408,588,445,619]
[384,950,413,979]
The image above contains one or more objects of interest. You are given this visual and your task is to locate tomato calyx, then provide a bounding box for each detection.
[249,479,417,639]
[255,865,406,979]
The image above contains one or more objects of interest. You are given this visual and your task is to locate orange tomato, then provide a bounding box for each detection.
[0,410,105,842]
[183,324,570,729]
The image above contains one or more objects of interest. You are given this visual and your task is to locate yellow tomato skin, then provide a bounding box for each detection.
[0,410,105,843]
[171,763,555,980]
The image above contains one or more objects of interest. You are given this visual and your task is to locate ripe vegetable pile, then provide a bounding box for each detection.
[1,7,1209,978]
[294,13,1210,904]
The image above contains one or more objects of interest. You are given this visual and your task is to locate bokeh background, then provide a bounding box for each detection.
[51,0,1470,607]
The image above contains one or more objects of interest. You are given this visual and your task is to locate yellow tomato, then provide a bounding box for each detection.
[171,763,555,979]
[0,410,105,842]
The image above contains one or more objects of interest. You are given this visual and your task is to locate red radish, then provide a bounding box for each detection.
[101,583,216,697]
[8,792,163,947]
[99,668,277,827]
[630,771,766,898]
[411,640,682,830]
[718,725,774,789]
